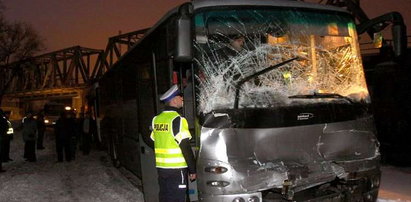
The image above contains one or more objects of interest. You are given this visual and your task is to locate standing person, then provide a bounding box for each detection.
[54,111,75,162]
[70,111,79,160]
[81,112,92,155]
[150,85,196,202]
[0,109,8,172]
[89,114,97,149]
[2,112,14,162]
[22,112,38,162]
[36,112,46,150]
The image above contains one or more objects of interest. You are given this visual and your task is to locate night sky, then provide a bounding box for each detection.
[2,0,411,53]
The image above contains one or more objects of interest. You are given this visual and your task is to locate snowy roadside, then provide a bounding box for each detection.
[378,165,411,202]
[0,128,144,202]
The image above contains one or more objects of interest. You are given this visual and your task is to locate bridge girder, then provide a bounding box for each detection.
[3,29,149,99]
[102,28,148,68]
[4,46,104,98]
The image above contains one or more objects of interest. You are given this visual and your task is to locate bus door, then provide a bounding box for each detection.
[180,64,199,201]
[137,59,159,202]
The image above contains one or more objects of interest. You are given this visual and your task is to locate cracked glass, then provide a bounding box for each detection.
[194,8,369,113]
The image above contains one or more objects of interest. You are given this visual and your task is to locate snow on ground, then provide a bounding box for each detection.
[0,127,143,202]
[378,165,411,202]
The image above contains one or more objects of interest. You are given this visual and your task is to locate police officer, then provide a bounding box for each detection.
[0,109,8,172]
[2,112,14,162]
[150,84,196,202]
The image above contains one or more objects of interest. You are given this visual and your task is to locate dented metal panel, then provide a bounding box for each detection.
[197,115,379,197]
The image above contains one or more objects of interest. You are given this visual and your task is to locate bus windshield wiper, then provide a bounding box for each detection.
[288,92,355,104]
[234,57,299,109]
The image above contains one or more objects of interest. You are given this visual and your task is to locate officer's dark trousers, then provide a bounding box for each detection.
[37,130,45,149]
[56,138,71,162]
[82,132,91,155]
[0,135,3,170]
[24,140,37,162]
[70,137,77,160]
[157,168,188,202]
[1,135,11,161]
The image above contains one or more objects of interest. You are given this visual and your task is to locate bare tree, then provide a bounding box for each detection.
[0,2,44,104]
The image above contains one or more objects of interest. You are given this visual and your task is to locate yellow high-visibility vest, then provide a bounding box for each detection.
[150,111,191,168]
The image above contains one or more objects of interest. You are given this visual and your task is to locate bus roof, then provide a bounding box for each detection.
[192,0,348,13]
[140,0,348,51]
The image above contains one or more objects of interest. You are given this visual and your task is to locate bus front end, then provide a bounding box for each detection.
[192,1,380,201]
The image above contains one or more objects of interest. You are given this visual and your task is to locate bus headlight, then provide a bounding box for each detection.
[44,119,50,124]
[205,166,228,174]
[206,181,230,187]
[233,197,245,202]
[248,196,260,202]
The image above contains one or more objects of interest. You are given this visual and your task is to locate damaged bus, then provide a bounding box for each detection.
[93,0,381,201]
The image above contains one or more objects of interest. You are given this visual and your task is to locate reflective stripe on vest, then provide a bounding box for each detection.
[152,111,188,168]
[155,148,182,154]
[7,120,13,135]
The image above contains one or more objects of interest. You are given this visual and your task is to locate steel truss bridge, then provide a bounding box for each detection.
[1,28,148,100]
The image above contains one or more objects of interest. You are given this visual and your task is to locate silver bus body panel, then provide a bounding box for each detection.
[197,116,379,197]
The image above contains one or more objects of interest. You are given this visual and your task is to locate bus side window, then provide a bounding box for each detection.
[137,62,155,148]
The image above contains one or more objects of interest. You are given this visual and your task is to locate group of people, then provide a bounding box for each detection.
[0,110,49,166]
[20,111,47,162]
[54,110,97,162]
[0,108,97,173]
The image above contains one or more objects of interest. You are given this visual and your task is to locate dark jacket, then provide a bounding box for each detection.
[36,116,46,132]
[0,116,7,136]
[55,117,77,141]
[0,115,8,147]
[22,117,38,141]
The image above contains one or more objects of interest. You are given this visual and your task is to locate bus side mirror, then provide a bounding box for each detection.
[175,3,193,63]
[392,24,407,59]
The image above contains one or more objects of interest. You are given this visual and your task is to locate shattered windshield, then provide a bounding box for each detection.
[194,8,370,113]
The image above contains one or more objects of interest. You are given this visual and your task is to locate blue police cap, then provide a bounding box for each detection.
[160,85,180,102]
